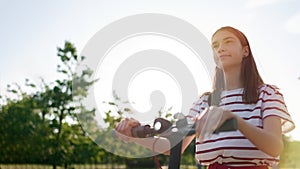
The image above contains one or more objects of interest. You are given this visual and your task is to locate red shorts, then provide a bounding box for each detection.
[208,163,268,169]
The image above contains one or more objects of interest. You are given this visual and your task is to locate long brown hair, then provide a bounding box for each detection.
[211,26,264,104]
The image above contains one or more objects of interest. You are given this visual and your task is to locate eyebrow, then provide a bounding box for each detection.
[212,36,236,46]
[223,37,235,41]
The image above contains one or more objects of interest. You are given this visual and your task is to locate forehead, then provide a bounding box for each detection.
[212,30,239,43]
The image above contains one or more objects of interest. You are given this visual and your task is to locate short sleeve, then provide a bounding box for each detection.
[188,94,210,118]
[261,85,295,134]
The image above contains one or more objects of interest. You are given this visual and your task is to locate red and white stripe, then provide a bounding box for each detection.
[189,84,295,166]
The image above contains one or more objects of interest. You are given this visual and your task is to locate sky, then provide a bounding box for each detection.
[0,0,299,140]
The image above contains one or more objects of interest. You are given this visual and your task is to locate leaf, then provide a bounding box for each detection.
[53,86,60,93]
[124,108,131,112]
[165,113,172,118]
[55,80,63,85]
[61,70,68,74]
[29,84,36,88]
[61,55,69,62]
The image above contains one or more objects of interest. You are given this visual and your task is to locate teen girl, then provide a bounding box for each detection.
[115,26,295,169]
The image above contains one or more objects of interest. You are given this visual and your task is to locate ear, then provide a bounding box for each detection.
[243,45,250,57]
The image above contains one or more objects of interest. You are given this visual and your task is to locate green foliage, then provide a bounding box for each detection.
[0,40,203,169]
[0,93,50,163]
[280,136,300,168]
[0,41,100,168]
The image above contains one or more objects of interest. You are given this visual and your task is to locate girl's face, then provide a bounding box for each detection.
[211,30,248,70]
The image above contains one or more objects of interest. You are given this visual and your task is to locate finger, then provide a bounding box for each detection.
[195,114,207,137]
[129,120,140,127]
[124,122,130,132]
[128,118,139,123]
[115,123,121,131]
[125,129,133,137]
[119,121,127,131]
[115,121,124,131]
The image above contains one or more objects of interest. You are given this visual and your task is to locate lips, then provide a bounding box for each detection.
[219,55,231,59]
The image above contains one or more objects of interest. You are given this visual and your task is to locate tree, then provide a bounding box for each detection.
[0,41,198,168]
[0,83,50,163]
[0,41,98,168]
[45,41,97,169]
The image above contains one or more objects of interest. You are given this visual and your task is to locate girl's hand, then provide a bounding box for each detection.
[195,106,234,141]
[114,118,140,142]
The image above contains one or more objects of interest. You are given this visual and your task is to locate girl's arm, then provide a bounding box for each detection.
[234,114,283,157]
[129,134,195,155]
[115,118,195,155]
[194,107,283,157]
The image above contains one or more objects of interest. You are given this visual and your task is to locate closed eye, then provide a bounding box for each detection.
[223,37,236,44]
[224,40,233,44]
[212,43,219,49]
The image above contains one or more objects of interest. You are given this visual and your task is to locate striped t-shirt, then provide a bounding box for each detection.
[189,84,295,167]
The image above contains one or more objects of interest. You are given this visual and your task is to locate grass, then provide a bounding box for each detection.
[0,164,299,169]
[0,164,202,169]
[0,164,127,169]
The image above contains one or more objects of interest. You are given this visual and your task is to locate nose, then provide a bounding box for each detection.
[217,43,225,53]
